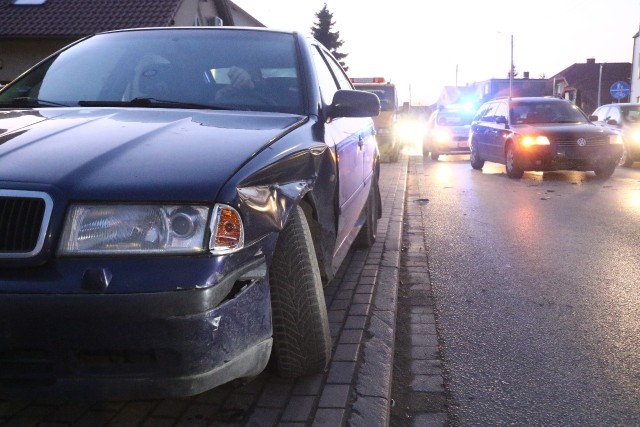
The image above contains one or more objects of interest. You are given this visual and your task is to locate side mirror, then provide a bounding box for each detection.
[328,90,380,120]
[588,115,599,122]
[495,115,508,125]
[606,118,620,126]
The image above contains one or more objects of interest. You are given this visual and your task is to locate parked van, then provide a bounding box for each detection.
[352,77,400,162]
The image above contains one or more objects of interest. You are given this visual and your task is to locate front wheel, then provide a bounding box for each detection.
[505,143,524,179]
[618,144,633,167]
[430,152,439,161]
[593,160,618,179]
[269,205,331,378]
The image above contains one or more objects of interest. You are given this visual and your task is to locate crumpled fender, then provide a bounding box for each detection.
[218,123,338,280]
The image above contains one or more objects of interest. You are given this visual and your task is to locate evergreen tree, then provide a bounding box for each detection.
[311,3,348,71]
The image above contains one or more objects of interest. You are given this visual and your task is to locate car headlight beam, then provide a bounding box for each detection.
[58,204,210,255]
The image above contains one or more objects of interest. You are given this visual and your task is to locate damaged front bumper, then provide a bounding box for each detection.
[0,257,273,400]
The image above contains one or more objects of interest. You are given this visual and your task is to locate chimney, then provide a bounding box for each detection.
[586,58,596,64]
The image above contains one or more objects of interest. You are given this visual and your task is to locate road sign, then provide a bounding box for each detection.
[610,81,630,100]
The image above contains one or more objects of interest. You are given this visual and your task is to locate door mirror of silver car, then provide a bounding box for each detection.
[328,90,380,120]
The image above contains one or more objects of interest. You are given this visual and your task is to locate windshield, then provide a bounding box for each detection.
[354,84,397,111]
[0,29,304,114]
[509,100,589,124]
[620,105,640,123]
[436,110,475,126]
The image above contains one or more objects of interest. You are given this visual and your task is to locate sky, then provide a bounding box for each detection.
[232,0,640,106]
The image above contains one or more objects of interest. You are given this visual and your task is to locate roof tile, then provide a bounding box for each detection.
[0,0,183,38]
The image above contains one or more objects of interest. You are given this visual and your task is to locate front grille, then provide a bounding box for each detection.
[553,134,610,147]
[0,190,53,258]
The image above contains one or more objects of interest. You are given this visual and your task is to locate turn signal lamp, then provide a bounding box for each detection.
[210,204,244,254]
[521,135,550,146]
[609,134,623,144]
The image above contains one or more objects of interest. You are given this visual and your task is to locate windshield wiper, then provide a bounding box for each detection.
[78,98,229,110]
[0,97,69,107]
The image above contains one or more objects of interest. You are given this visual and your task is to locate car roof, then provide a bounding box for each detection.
[597,102,640,107]
[95,26,301,38]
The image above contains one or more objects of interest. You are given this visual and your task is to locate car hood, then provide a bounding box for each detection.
[0,108,305,201]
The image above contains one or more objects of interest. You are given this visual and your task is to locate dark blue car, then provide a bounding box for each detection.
[0,27,381,399]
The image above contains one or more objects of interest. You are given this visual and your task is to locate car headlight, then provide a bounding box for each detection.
[435,128,452,143]
[628,129,640,144]
[521,135,550,146]
[58,204,210,255]
[610,134,623,145]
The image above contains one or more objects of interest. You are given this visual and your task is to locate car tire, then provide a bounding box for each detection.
[354,179,379,248]
[269,204,331,378]
[593,160,618,179]
[430,152,439,161]
[618,144,633,167]
[505,143,524,179]
[470,139,485,170]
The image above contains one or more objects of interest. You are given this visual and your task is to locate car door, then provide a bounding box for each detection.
[310,45,373,257]
[471,101,497,160]
[486,101,510,161]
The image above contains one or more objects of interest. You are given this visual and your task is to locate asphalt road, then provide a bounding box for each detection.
[419,155,640,426]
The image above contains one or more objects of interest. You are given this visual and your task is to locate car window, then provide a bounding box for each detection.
[0,29,305,114]
[592,106,610,121]
[621,105,640,123]
[476,102,497,122]
[608,106,622,123]
[437,110,474,126]
[310,45,339,105]
[322,49,352,90]
[510,100,588,124]
[355,84,397,112]
[493,102,509,123]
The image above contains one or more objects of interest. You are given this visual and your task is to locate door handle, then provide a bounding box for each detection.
[358,135,364,148]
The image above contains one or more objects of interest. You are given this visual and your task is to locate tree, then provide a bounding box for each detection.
[311,3,348,71]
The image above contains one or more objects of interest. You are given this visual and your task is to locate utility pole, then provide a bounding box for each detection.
[597,63,603,107]
[509,34,514,99]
